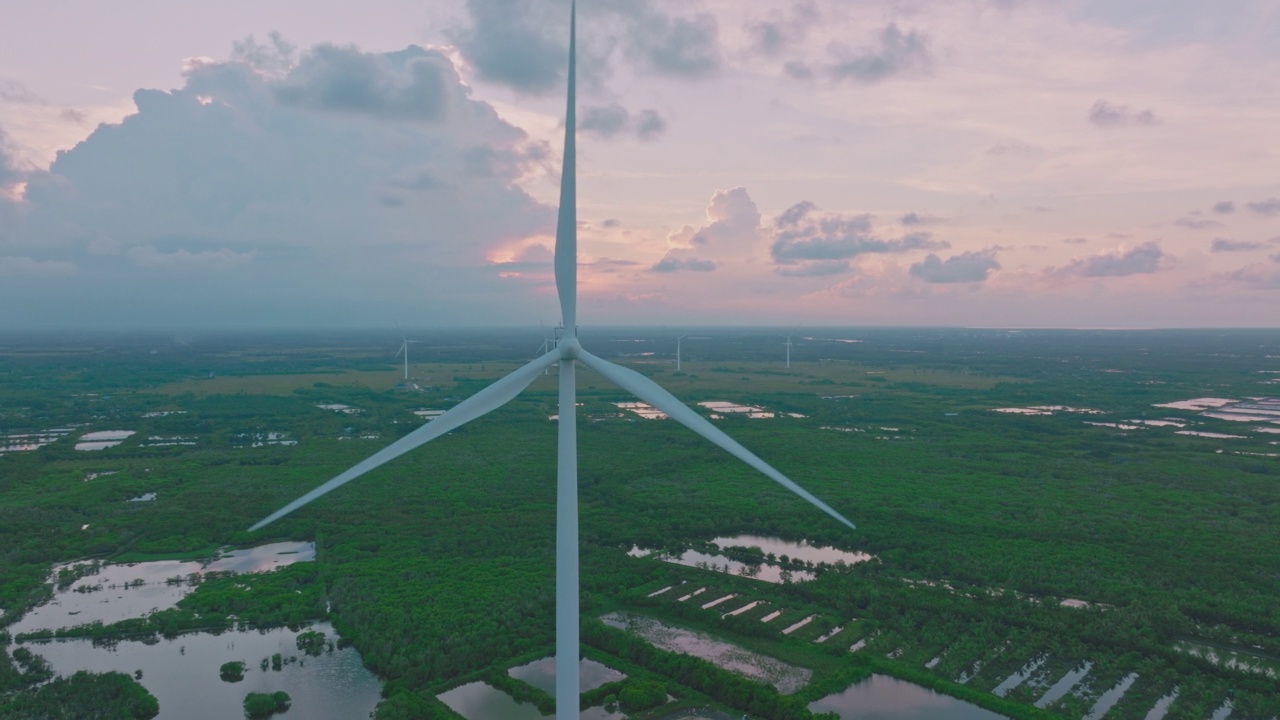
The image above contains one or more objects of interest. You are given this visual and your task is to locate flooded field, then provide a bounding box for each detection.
[614,401,669,420]
[11,541,315,635]
[0,428,75,453]
[712,535,875,566]
[1173,639,1280,677]
[74,430,136,451]
[657,548,815,583]
[601,612,811,694]
[21,622,380,720]
[808,674,1005,719]
[7,540,376,719]
[633,535,874,584]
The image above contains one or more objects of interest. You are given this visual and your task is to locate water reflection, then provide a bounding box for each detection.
[711,535,874,566]
[809,674,1006,719]
[437,681,547,720]
[22,622,380,720]
[507,656,625,694]
[11,541,315,635]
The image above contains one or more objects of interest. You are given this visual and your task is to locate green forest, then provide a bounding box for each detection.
[1,327,1278,719]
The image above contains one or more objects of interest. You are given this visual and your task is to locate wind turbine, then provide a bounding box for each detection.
[676,334,689,371]
[247,5,854,718]
[393,321,422,381]
[537,320,557,375]
[784,323,803,369]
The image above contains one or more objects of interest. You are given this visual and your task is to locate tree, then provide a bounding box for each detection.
[220,661,246,682]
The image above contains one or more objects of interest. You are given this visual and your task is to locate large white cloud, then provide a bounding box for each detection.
[0,40,555,327]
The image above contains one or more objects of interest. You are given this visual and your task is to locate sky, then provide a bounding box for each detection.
[1,0,1279,330]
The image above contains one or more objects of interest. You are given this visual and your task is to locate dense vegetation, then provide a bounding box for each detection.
[1,328,1278,718]
[243,690,290,719]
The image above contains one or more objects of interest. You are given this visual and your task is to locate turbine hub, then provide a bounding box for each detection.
[559,336,582,359]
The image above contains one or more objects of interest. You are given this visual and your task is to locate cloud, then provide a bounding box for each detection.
[579,103,630,137]
[775,260,849,277]
[909,250,1001,283]
[1175,216,1221,229]
[127,245,257,270]
[0,126,22,185]
[448,0,567,93]
[1088,100,1159,127]
[578,104,668,141]
[769,201,946,274]
[1062,237,1088,245]
[272,44,454,122]
[826,24,931,83]
[900,212,942,226]
[1,39,553,327]
[0,80,43,104]
[746,2,819,56]
[651,254,715,273]
[985,141,1044,158]
[653,187,763,273]
[0,256,78,277]
[1212,201,1236,214]
[670,187,761,248]
[625,12,722,78]
[1053,241,1164,277]
[783,61,814,80]
[1226,263,1280,289]
[231,32,297,76]
[1245,197,1280,216]
[1211,238,1266,252]
[635,109,667,141]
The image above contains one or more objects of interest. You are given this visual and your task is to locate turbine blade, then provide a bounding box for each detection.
[578,350,855,529]
[249,348,561,531]
[553,0,577,332]
[394,343,405,360]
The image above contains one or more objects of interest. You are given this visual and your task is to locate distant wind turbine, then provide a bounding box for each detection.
[247,5,854,718]
[538,320,555,375]
[393,321,422,382]
[784,323,803,369]
[676,334,689,371]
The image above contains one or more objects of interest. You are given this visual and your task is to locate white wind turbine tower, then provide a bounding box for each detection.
[676,334,689,371]
[393,321,422,381]
[784,323,803,369]
[247,5,854,718]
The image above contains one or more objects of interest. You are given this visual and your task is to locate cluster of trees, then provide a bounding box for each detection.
[0,669,158,719]
[243,691,290,719]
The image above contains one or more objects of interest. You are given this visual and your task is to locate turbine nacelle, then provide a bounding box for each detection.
[558,336,582,360]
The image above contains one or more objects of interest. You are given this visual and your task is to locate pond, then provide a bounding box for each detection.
[10,541,315,636]
[809,674,1006,719]
[507,656,626,694]
[21,622,380,720]
[438,681,546,720]
[712,535,875,567]
[632,536,873,584]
